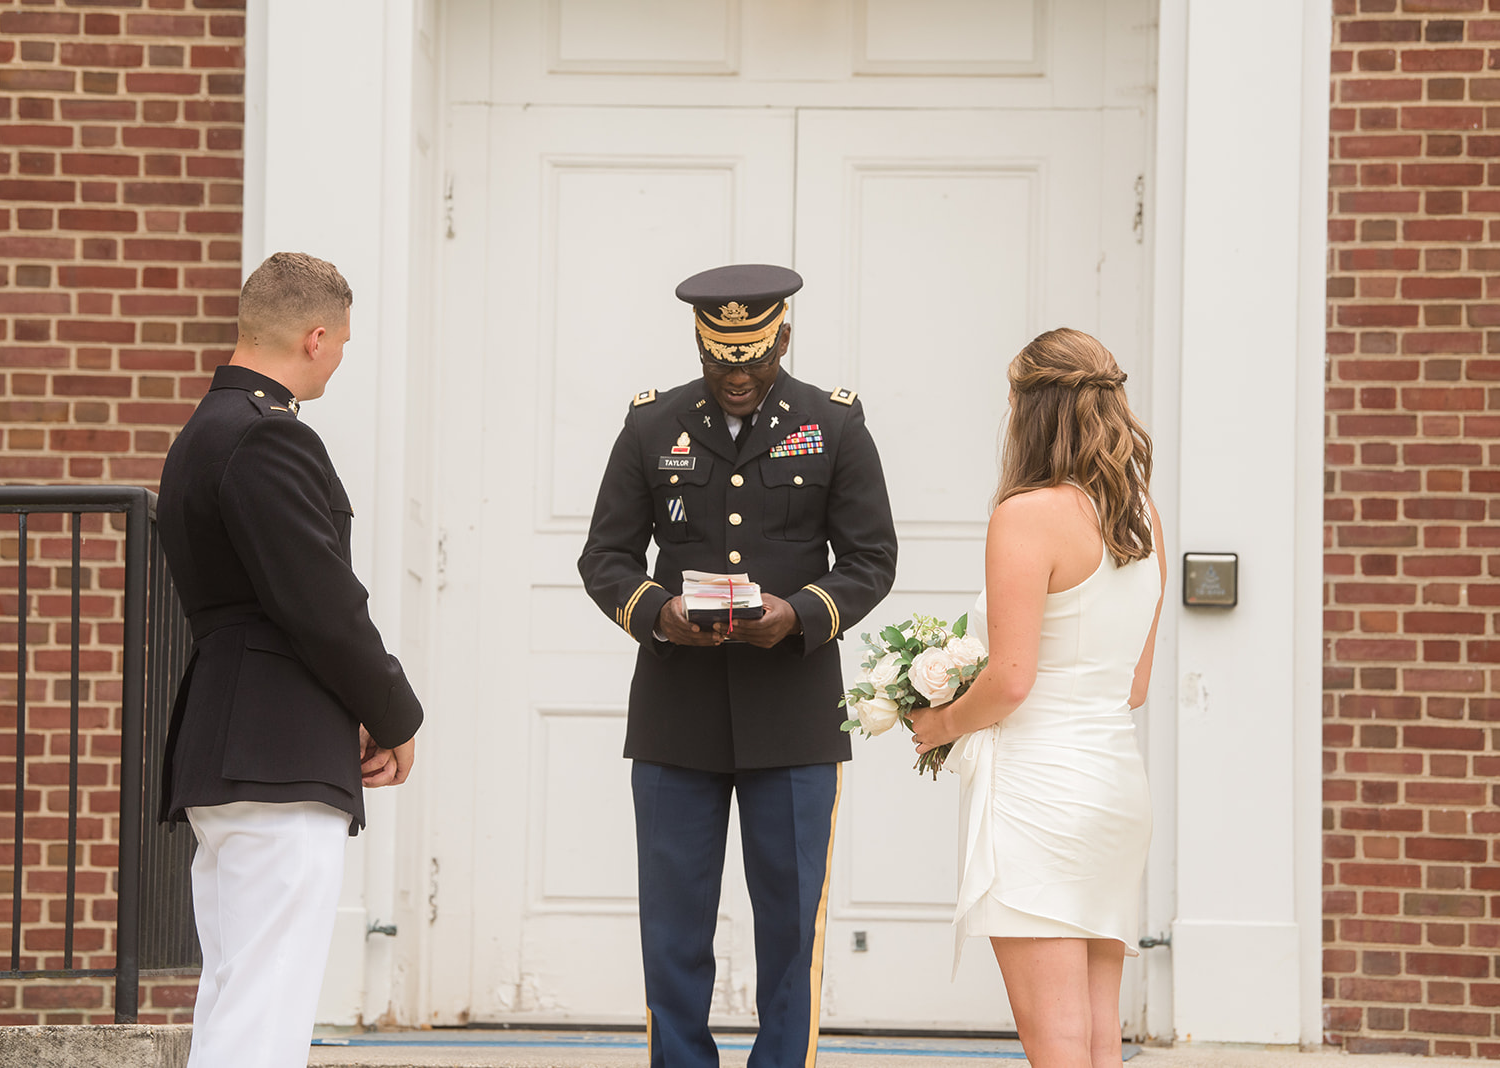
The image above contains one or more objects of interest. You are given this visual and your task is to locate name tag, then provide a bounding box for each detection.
[658,456,697,470]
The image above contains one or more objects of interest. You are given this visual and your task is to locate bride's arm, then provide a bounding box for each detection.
[1128,497,1167,710]
[911,496,1049,751]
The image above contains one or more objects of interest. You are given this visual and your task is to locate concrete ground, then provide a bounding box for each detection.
[305,1030,1481,1068]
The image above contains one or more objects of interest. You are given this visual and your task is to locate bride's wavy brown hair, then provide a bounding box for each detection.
[994,327,1154,566]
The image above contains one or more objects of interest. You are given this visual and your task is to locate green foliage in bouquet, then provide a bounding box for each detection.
[838,613,988,779]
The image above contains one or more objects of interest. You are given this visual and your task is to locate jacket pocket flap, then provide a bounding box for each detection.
[243,622,297,658]
[760,459,831,488]
[651,460,714,487]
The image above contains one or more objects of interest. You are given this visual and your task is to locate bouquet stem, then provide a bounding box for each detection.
[915,743,952,780]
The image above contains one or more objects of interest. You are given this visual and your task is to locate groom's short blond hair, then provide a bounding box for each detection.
[238,252,353,349]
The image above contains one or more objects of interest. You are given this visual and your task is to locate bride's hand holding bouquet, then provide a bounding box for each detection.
[840,614,988,778]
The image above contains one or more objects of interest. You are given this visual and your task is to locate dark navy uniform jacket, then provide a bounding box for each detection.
[155,364,423,833]
[579,370,897,772]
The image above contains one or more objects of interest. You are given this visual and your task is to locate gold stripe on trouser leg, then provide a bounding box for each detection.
[646,1006,654,1063]
[804,763,843,1068]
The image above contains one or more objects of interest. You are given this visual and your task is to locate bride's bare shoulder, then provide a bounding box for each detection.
[989,484,1085,526]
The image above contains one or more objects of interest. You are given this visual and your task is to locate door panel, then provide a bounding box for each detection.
[794,107,1142,1029]
[435,104,795,1022]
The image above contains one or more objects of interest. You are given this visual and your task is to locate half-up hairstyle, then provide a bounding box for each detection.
[995,327,1154,566]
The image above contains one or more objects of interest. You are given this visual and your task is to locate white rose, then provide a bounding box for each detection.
[853,694,901,737]
[866,652,902,696]
[909,646,960,706]
[945,635,987,668]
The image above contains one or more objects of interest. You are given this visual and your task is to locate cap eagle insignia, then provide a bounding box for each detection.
[719,302,750,323]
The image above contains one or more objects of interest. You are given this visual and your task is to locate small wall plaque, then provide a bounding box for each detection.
[1183,553,1238,607]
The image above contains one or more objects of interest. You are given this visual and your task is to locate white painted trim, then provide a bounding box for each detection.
[1166,0,1326,1045]
[1144,0,1187,1044]
[245,0,429,1027]
[1295,0,1333,1049]
[241,0,267,274]
[1171,921,1303,1044]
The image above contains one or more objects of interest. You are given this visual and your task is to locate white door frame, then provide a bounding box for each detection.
[1148,0,1329,1047]
[243,0,1331,1043]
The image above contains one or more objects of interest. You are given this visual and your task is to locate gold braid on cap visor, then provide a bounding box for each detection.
[695,302,787,364]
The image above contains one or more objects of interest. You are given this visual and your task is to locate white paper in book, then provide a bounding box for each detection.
[681,571,764,616]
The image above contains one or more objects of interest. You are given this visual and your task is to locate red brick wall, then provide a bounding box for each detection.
[1325,0,1500,1056]
[0,0,244,1023]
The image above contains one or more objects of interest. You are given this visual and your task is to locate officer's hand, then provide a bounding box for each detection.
[359,726,416,787]
[714,593,800,649]
[657,595,724,646]
[362,736,415,788]
[389,738,415,785]
[360,725,397,787]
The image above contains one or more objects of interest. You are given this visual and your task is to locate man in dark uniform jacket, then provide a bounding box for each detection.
[156,252,423,1068]
[579,264,897,1068]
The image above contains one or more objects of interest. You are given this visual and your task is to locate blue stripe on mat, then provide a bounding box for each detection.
[310,1034,1139,1060]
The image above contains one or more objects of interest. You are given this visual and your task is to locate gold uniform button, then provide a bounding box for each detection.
[254,390,265,397]
[730,474,744,487]
[793,475,803,486]
[669,474,679,484]
[728,551,741,565]
[729,513,742,526]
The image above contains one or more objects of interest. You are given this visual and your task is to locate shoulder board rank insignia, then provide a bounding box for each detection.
[632,389,657,407]
[830,387,857,406]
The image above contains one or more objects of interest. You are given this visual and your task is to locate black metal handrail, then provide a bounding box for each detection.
[0,485,197,1022]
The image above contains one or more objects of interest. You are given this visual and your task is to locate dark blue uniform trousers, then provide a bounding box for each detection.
[632,760,842,1068]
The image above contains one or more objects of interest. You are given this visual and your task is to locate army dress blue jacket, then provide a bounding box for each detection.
[579,370,897,772]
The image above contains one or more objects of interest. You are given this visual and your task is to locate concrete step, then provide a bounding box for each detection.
[0,1026,1481,1068]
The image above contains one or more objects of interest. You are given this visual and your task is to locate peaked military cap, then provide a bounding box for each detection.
[676,264,803,366]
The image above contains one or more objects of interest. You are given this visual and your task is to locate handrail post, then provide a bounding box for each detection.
[114,490,147,1023]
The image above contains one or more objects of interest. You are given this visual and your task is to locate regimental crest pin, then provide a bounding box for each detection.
[671,431,692,455]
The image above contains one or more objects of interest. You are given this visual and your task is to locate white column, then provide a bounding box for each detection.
[1158,0,1329,1046]
[242,0,424,1027]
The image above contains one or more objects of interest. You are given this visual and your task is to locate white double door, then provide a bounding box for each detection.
[425,0,1150,1035]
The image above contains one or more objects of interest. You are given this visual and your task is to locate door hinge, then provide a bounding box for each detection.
[1132,174,1145,244]
[443,173,456,239]
[1138,932,1171,949]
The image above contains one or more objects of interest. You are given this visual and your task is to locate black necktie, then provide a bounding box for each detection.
[733,416,754,452]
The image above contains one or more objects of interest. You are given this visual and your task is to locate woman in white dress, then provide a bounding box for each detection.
[909,328,1165,1068]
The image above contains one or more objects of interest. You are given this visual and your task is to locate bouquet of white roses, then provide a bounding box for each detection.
[840,613,988,779]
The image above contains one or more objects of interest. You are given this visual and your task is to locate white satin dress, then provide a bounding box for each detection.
[952,506,1158,967]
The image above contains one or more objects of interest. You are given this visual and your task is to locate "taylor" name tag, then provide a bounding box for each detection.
[658,456,697,470]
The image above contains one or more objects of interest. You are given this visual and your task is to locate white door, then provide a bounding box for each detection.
[427,0,1152,1032]
[793,106,1147,1029]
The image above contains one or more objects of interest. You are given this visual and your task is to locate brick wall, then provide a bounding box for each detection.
[1325,0,1500,1056]
[0,0,244,1023]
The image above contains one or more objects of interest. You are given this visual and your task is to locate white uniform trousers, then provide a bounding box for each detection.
[185,800,349,1068]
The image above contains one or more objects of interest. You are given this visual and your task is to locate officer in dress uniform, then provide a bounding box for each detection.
[156,252,423,1068]
[579,264,897,1068]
